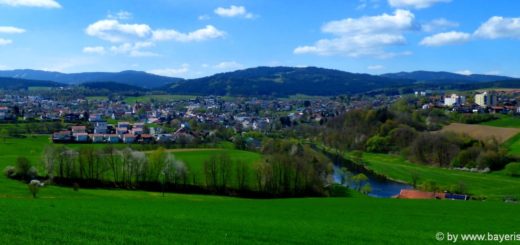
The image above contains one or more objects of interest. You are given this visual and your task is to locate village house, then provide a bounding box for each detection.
[52,131,72,142]
[122,134,137,144]
[106,134,120,143]
[90,134,105,143]
[74,132,89,142]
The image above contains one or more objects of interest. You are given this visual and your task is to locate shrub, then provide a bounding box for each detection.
[15,157,32,180]
[3,166,16,178]
[505,162,520,177]
[328,184,350,197]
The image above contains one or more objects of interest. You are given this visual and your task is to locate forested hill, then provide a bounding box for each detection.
[166,66,415,96]
[0,77,64,90]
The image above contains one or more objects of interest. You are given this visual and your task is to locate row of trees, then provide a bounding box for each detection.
[43,146,190,190]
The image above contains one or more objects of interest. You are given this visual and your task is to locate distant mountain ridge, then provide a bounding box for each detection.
[0,69,183,89]
[0,67,518,96]
[166,66,415,96]
[381,71,513,83]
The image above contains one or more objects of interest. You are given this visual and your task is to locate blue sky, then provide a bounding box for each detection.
[0,0,519,78]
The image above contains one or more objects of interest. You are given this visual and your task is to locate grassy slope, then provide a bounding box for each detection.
[355,153,520,199]
[1,186,519,244]
[1,136,520,243]
[481,116,520,128]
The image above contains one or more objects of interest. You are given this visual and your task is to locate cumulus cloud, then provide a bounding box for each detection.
[214,5,254,19]
[421,15,520,47]
[421,18,459,32]
[474,16,520,39]
[86,19,152,43]
[214,61,243,70]
[0,0,61,8]
[82,46,105,55]
[148,64,190,77]
[110,42,157,57]
[0,26,25,34]
[294,9,414,58]
[388,0,450,9]
[84,18,225,57]
[152,25,225,42]
[420,31,471,46]
[0,38,12,46]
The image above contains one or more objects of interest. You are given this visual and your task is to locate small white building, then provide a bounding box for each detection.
[444,94,466,107]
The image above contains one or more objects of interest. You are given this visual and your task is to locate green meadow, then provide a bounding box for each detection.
[0,136,519,243]
[481,115,520,128]
[350,152,520,200]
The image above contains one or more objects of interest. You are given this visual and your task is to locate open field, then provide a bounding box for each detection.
[480,116,520,128]
[441,123,520,143]
[1,183,519,244]
[348,152,520,200]
[0,138,519,243]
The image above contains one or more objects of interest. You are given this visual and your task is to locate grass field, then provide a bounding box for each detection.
[481,116,520,128]
[349,152,520,200]
[1,182,519,244]
[479,116,520,156]
[441,123,520,143]
[1,136,520,243]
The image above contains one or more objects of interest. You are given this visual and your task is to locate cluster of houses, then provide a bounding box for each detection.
[395,189,469,200]
[53,121,151,144]
[52,120,196,144]
[414,90,520,114]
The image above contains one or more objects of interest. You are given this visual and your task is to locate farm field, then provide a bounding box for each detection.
[348,152,520,200]
[480,116,520,128]
[0,183,519,244]
[441,123,520,143]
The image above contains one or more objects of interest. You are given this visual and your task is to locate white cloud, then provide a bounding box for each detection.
[110,42,157,57]
[420,31,471,46]
[0,26,25,34]
[455,70,472,76]
[0,38,12,46]
[152,25,224,42]
[214,61,243,70]
[474,16,520,39]
[148,64,190,77]
[368,65,385,70]
[388,0,450,9]
[85,19,152,43]
[294,9,414,58]
[82,46,105,55]
[0,0,61,8]
[85,18,225,57]
[107,11,133,20]
[421,18,459,32]
[214,5,254,19]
